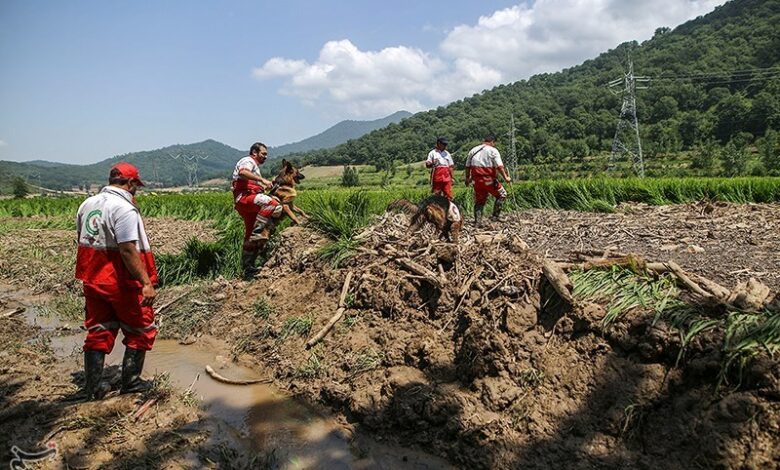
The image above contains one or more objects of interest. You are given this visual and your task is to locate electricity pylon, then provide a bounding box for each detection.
[607,60,649,177]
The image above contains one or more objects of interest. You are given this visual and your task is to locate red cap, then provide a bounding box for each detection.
[111,162,145,186]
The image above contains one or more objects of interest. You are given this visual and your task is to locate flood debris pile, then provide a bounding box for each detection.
[208,211,780,469]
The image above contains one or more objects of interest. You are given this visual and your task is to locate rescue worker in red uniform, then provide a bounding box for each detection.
[76,163,158,400]
[231,142,283,277]
[465,135,512,226]
[426,137,455,200]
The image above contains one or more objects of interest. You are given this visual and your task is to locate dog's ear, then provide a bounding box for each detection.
[282,159,294,173]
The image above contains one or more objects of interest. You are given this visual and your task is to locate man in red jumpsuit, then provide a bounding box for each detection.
[76,163,158,400]
[231,142,282,277]
[465,135,512,226]
[426,137,455,200]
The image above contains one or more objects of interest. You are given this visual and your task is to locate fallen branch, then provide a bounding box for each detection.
[395,258,445,289]
[305,271,354,349]
[155,291,190,316]
[542,259,574,304]
[133,398,157,421]
[205,365,272,385]
[0,307,25,319]
[440,266,484,333]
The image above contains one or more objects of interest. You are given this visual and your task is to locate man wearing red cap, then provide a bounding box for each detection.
[426,137,455,200]
[75,162,158,400]
[231,142,282,277]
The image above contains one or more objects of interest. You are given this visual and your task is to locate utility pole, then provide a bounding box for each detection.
[505,114,518,180]
[167,150,209,188]
[607,59,649,177]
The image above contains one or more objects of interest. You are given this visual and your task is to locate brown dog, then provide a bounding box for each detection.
[268,159,307,225]
[388,195,462,242]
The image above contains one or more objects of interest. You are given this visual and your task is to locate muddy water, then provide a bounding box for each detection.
[19,302,453,470]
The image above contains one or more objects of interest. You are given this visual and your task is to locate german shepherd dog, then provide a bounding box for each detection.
[388,194,462,242]
[268,159,307,225]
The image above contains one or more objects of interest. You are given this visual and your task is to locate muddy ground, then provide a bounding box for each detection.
[1,203,779,469]
[514,201,780,291]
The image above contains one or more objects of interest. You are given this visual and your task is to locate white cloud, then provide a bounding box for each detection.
[441,0,724,78]
[253,1,725,118]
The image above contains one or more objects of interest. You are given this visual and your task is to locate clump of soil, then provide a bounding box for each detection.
[201,212,779,469]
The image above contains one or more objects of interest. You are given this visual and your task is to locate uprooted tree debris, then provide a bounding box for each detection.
[231,211,779,469]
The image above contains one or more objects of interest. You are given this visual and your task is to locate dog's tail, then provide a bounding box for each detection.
[387,199,418,215]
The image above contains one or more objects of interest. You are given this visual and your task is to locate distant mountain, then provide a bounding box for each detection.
[0,140,244,191]
[0,111,413,193]
[268,111,412,158]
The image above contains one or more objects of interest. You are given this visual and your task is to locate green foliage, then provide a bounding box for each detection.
[12,177,28,199]
[279,315,313,341]
[252,297,276,319]
[719,140,749,176]
[341,165,360,187]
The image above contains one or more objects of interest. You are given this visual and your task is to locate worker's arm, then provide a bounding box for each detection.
[238,168,273,188]
[499,166,512,183]
[464,167,472,186]
[118,241,156,307]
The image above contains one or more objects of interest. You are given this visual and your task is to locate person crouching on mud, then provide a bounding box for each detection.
[76,163,158,400]
[232,142,283,278]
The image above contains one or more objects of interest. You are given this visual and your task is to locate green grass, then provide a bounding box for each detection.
[572,266,780,386]
[278,315,313,341]
[3,177,780,283]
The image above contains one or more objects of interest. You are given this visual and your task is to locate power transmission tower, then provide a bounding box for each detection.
[505,114,518,180]
[607,60,649,177]
[167,150,209,187]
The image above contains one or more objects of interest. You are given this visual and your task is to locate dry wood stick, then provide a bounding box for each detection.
[439,266,484,333]
[542,259,574,304]
[305,271,354,349]
[205,365,272,385]
[133,398,157,421]
[663,261,714,300]
[155,291,190,316]
[395,258,445,289]
[0,307,25,319]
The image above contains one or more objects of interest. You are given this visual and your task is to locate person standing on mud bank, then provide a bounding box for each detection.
[232,142,283,278]
[75,163,158,400]
[465,135,511,226]
[426,137,455,200]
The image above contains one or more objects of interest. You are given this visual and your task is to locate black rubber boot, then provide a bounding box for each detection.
[84,350,110,401]
[241,248,259,279]
[492,198,505,221]
[120,348,153,394]
[474,204,484,227]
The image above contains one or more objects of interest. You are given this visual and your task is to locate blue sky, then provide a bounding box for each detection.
[0,0,723,164]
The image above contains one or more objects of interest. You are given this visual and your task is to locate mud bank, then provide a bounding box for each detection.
[0,286,453,469]
[198,217,779,469]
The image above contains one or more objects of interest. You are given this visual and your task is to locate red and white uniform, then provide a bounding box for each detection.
[76,186,158,353]
[466,144,508,205]
[426,148,455,200]
[231,156,281,241]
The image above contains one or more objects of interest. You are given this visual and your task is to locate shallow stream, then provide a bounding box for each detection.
[16,296,453,470]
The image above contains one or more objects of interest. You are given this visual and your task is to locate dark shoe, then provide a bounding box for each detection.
[241,249,259,279]
[84,350,110,401]
[120,348,153,394]
[474,205,484,227]
[492,198,505,220]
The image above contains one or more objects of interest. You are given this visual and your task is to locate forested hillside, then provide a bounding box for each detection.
[286,0,780,177]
